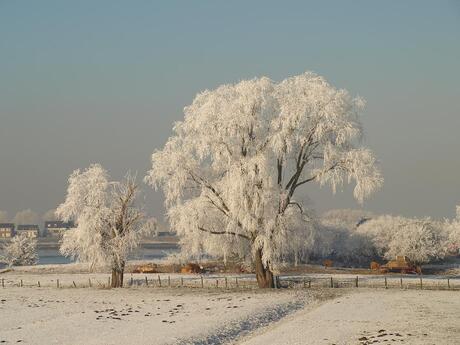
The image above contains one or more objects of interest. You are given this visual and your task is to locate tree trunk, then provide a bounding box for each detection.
[254,248,275,288]
[111,261,125,288]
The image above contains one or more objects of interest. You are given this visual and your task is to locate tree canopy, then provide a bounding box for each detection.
[146,72,383,287]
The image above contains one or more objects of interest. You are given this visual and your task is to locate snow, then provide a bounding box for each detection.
[0,285,327,345]
[1,282,458,345]
[237,289,460,345]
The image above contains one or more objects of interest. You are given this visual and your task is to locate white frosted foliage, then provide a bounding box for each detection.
[146,72,382,271]
[57,164,155,272]
[357,215,446,265]
[1,233,38,267]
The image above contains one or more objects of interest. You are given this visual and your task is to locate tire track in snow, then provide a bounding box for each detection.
[174,300,305,345]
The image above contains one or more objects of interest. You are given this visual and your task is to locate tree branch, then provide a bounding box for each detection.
[287,201,304,214]
[197,226,250,240]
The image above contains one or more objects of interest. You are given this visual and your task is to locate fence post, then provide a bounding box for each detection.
[180,277,183,287]
[1,278,4,288]
[355,276,359,288]
[225,277,228,289]
[448,278,450,289]
[108,277,111,287]
[308,280,311,288]
[400,277,403,289]
[57,279,60,288]
[235,277,238,288]
[20,279,23,287]
[145,276,148,286]
[130,277,133,286]
[420,277,423,290]
[201,276,204,288]
[385,277,387,289]
[38,281,40,287]
[330,277,333,288]
[73,281,77,288]
[216,279,219,288]
[89,278,92,288]
[158,275,161,287]
[168,276,171,287]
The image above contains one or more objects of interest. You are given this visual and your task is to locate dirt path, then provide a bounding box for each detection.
[237,289,460,345]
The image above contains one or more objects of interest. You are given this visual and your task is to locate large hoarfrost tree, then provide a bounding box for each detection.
[146,72,383,288]
[1,233,38,267]
[57,164,155,287]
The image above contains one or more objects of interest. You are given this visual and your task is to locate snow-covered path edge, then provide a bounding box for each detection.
[173,290,339,345]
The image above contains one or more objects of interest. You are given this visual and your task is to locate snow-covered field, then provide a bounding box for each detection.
[0,278,458,345]
[237,289,460,345]
[0,286,333,345]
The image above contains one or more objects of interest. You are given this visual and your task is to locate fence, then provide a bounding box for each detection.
[1,274,459,291]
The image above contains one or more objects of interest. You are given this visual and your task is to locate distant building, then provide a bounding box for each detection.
[44,221,74,237]
[0,223,15,238]
[16,224,39,238]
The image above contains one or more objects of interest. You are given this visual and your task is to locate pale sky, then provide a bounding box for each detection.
[1,1,459,222]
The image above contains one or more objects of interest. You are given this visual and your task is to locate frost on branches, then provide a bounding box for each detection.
[357,215,446,266]
[57,164,155,287]
[445,205,460,254]
[1,233,38,267]
[146,72,383,288]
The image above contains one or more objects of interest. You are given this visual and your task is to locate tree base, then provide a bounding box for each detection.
[111,269,124,288]
[254,248,276,288]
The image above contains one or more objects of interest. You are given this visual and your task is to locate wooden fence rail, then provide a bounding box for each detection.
[1,275,459,291]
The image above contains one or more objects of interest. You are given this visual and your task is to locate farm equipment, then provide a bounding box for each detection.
[380,256,419,274]
[132,263,158,273]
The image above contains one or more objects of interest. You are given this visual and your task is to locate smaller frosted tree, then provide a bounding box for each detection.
[358,215,446,265]
[1,233,38,267]
[57,164,155,287]
[445,205,460,253]
[385,218,446,266]
[0,210,8,223]
[13,209,40,225]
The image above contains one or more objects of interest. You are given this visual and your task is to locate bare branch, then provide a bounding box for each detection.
[197,226,250,241]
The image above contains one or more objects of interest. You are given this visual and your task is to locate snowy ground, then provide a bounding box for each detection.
[1,267,459,345]
[0,286,334,345]
[237,289,460,345]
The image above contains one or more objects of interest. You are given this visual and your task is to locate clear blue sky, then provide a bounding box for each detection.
[1,0,459,222]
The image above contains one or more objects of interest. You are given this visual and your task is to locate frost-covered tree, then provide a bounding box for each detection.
[321,209,375,230]
[356,215,406,258]
[385,218,446,265]
[42,209,57,221]
[13,209,39,225]
[357,215,446,265]
[146,72,383,288]
[0,210,8,223]
[445,206,460,253]
[57,164,155,287]
[1,233,38,267]
[311,222,377,265]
